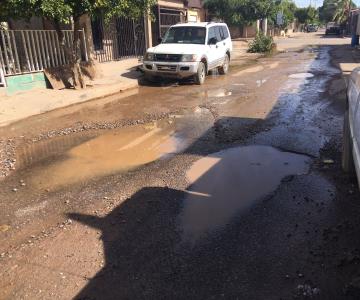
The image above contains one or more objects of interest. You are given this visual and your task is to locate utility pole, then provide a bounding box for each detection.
[313,0,318,9]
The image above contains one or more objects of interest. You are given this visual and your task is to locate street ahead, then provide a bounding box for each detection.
[1,32,360,299]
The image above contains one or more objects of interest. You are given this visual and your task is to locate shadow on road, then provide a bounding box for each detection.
[63,44,360,300]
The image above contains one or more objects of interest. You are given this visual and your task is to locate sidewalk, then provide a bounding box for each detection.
[0,41,250,127]
[0,59,140,127]
[274,31,351,52]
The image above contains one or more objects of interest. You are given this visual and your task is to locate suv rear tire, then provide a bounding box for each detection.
[194,62,206,85]
[342,109,356,173]
[218,55,230,75]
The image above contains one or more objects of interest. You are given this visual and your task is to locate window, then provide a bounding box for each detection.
[215,26,222,42]
[207,27,217,43]
[220,26,229,39]
[162,26,206,44]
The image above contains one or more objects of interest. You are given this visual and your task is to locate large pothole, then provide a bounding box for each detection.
[180,145,311,241]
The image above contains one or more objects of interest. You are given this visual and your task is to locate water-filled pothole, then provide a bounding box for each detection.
[180,145,311,241]
[10,109,215,190]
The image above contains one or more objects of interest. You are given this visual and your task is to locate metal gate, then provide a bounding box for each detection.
[92,16,146,63]
[151,6,185,46]
[0,29,88,76]
[159,8,185,37]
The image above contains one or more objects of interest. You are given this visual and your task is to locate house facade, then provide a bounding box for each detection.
[0,1,206,91]
[91,0,207,63]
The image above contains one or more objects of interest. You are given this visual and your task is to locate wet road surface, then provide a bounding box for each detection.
[1,35,360,299]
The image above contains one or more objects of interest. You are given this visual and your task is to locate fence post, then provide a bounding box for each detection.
[132,19,138,57]
[0,63,6,87]
[20,31,32,72]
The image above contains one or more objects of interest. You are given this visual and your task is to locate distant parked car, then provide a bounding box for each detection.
[325,22,340,35]
[342,67,360,188]
[307,24,318,32]
[143,22,233,85]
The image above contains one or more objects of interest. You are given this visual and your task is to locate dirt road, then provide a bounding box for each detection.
[1,32,360,299]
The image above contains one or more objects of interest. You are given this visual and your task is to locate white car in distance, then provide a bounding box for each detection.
[143,22,232,85]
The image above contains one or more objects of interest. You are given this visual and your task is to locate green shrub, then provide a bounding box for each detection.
[248,32,276,53]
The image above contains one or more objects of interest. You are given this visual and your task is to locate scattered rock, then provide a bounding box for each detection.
[295,284,320,297]
[0,224,11,232]
[345,277,360,297]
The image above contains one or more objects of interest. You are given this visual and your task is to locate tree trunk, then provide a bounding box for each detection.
[54,20,72,64]
[54,18,85,89]
[72,16,85,89]
[263,18,268,36]
[256,20,260,32]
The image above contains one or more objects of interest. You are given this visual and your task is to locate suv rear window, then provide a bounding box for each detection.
[162,26,206,45]
[215,26,222,42]
[208,27,217,43]
[220,26,229,39]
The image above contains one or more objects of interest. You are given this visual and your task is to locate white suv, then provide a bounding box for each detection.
[143,22,232,85]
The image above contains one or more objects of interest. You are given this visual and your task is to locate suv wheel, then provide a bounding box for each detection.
[342,109,355,173]
[218,55,230,75]
[194,62,206,85]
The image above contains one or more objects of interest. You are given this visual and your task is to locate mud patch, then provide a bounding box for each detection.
[180,145,311,242]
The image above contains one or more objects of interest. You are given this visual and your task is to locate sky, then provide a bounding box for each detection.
[295,0,360,8]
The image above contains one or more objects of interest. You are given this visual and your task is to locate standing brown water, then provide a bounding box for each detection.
[180,146,310,241]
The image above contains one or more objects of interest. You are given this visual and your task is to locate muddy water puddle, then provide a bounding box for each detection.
[289,73,315,79]
[10,109,214,190]
[180,145,311,242]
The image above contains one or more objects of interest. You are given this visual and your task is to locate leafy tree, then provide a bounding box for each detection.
[295,6,319,25]
[204,0,277,28]
[0,0,156,88]
[271,0,297,29]
[248,0,277,20]
[319,0,356,24]
[204,0,251,26]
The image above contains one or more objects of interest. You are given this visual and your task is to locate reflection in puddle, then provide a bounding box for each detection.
[10,108,214,191]
[199,88,233,98]
[256,79,268,87]
[180,146,310,242]
[289,73,314,79]
[282,73,315,94]
[21,121,193,190]
[16,134,94,169]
